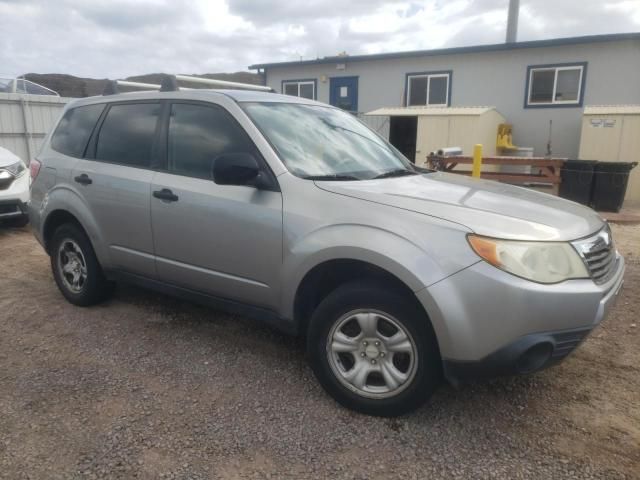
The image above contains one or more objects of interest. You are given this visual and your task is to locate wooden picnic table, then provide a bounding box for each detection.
[426,155,567,194]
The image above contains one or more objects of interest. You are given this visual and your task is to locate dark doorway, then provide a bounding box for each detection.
[389,116,418,163]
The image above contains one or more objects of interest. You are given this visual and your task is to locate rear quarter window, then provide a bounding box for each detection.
[50,103,105,158]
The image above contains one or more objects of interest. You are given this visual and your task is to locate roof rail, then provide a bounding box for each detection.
[117,80,163,89]
[175,75,272,92]
[102,74,272,95]
[160,75,179,92]
[102,80,119,95]
[102,79,164,95]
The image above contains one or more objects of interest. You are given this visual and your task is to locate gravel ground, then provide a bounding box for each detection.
[0,224,638,479]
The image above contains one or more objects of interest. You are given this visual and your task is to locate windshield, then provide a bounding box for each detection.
[243,102,415,180]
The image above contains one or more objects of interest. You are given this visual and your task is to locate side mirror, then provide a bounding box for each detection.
[213,153,261,187]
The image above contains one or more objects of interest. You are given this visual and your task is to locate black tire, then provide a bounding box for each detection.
[307,281,441,416]
[50,223,113,306]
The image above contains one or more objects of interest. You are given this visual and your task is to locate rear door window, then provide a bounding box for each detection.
[51,104,105,157]
[95,103,161,168]
[167,103,256,179]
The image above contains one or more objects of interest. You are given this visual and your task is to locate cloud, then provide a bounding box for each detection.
[0,0,638,78]
[74,0,189,31]
[226,0,394,24]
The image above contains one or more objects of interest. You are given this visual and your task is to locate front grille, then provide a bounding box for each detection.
[572,226,617,284]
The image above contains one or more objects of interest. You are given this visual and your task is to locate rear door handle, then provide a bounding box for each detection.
[74,173,92,185]
[153,188,179,202]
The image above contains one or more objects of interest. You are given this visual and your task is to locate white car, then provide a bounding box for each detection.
[0,146,29,227]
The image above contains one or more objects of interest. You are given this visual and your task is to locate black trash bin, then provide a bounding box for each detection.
[559,160,598,205]
[591,162,638,212]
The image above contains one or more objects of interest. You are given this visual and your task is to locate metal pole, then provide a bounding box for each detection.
[472,144,483,178]
[19,96,32,164]
[506,0,519,43]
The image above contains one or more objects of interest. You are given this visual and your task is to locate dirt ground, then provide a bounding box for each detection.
[0,224,638,479]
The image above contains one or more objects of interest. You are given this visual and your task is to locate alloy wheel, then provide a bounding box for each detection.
[326,309,418,399]
[57,238,88,294]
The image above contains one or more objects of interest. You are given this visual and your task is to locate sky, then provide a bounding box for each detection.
[1,0,639,78]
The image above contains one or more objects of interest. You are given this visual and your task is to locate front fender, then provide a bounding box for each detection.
[280,223,455,319]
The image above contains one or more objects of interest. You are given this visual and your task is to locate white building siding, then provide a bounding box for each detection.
[263,39,640,159]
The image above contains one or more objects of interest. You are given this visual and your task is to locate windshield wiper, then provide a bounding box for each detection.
[373,169,419,179]
[302,174,360,181]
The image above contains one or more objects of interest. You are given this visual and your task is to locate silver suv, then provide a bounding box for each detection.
[29,85,625,416]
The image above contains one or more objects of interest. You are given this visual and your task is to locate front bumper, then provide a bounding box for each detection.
[0,199,29,220]
[0,172,29,220]
[443,327,591,384]
[417,253,625,384]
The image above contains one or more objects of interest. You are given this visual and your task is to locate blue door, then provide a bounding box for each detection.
[329,77,358,113]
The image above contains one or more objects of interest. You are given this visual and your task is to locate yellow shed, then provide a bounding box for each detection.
[579,105,640,205]
[365,106,505,166]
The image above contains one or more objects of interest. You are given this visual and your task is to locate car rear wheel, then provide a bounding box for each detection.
[50,223,113,306]
[307,281,441,416]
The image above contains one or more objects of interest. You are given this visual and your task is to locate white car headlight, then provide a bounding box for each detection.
[2,160,26,177]
[468,234,589,284]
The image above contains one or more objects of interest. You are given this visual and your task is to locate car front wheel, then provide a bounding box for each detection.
[307,281,441,416]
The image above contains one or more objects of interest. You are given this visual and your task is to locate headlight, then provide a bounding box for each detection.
[2,160,26,177]
[467,234,589,284]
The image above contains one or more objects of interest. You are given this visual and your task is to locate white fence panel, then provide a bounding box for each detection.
[0,93,70,164]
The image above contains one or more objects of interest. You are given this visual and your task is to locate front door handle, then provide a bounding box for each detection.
[74,173,92,185]
[153,188,179,202]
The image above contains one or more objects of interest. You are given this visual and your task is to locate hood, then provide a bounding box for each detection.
[0,147,23,169]
[315,172,604,241]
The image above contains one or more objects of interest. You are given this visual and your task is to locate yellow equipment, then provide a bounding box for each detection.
[497,123,517,149]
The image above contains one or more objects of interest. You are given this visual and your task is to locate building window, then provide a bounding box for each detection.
[526,63,586,107]
[406,72,451,107]
[282,80,316,100]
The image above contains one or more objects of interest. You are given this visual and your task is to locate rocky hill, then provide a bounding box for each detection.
[22,72,264,98]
